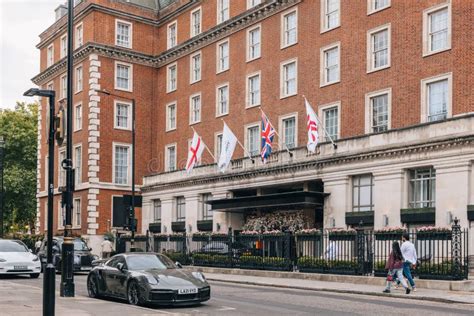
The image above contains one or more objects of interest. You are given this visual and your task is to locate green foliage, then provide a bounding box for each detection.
[192,253,232,266]
[0,102,38,233]
[297,256,328,269]
[375,261,386,270]
[417,261,453,275]
[239,255,263,266]
[163,251,190,265]
[239,255,290,268]
[11,233,44,250]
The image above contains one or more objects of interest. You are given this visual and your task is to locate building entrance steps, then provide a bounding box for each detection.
[186,267,474,304]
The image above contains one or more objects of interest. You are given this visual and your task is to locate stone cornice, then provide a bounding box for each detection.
[141,134,474,193]
[32,42,156,85]
[154,0,301,66]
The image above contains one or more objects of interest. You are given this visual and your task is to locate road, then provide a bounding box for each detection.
[1,274,473,315]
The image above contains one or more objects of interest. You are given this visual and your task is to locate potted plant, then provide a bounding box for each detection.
[328,228,357,241]
[417,227,452,240]
[374,227,407,240]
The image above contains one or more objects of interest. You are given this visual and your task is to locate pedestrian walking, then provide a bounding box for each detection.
[383,241,411,294]
[401,233,417,291]
[101,237,113,259]
[325,240,337,260]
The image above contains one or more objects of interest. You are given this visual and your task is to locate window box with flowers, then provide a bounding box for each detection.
[169,232,186,241]
[192,232,211,241]
[262,230,286,241]
[154,233,169,242]
[417,227,452,240]
[210,233,229,241]
[238,230,260,242]
[295,228,322,241]
[328,228,357,241]
[374,227,407,240]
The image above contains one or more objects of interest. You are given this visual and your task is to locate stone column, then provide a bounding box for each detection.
[321,175,349,228]
[161,197,174,234]
[185,195,199,233]
[372,170,405,229]
[140,200,152,235]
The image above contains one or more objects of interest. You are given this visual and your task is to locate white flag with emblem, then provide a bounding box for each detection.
[305,98,319,153]
[218,123,238,172]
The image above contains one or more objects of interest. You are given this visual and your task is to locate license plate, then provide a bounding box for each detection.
[178,288,198,295]
[14,266,27,270]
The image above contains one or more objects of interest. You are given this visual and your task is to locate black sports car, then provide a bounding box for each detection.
[87,253,210,306]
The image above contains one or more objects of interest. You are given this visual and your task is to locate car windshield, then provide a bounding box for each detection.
[74,239,89,251]
[0,240,29,252]
[126,254,176,271]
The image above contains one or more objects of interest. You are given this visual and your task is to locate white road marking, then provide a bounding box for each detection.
[218,306,236,311]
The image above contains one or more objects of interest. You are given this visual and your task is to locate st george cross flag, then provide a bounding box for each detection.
[305,98,319,153]
[260,112,276,163]
[218,123,238,172]
[186,131,205,174]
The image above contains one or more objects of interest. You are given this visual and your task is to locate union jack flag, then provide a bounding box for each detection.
[260,112,275,163]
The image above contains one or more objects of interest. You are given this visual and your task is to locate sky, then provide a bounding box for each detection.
[0,0,61,110]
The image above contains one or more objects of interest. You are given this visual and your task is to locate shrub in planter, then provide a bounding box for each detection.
[192,232,210,242]
[328,228,356,241]
[262,257,291,269]
[374,261,387,276]
[297,256,328,272]
[374,227,406,240]
[327,260,359,272]
[169,233,186,241]
[154,234,169,242]
[210,233,229,241]
[417,227,452,240]
[192,253,232,267]
[164,252,190,265]
[239,255,263,269]
[296,229,322,241]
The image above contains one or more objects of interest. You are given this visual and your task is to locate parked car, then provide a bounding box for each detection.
[37,236,98,273]
[0,239,41,278]
[87,252,210,306]
[197,241,254,258]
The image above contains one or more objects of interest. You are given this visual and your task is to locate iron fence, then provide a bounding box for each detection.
[115,220,468,280]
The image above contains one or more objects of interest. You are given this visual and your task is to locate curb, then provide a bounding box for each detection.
[207,278,471,305]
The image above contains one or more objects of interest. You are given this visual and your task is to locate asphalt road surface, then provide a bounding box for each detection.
[1,274,473,315]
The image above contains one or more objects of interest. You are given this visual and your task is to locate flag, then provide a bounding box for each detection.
[186,131,205,173]
[260,112,275,163]
[305,98,319,153]
[218,123,237,172]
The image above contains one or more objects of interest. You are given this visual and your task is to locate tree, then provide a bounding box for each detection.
[0,102,38,233]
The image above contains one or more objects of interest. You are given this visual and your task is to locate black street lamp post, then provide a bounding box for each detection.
[23,88,56,316]
[60,0,75,297]
[96,90,136,250]
[0,136,4,239]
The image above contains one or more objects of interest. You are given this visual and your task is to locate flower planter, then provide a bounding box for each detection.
[374,233,403,241]
[192,236,210,242]
[296,234,322,241]
[238,235,260,242]
[154,236,168,242]
[417,232,452,240]
[262,234,285,241]
[210,235,229,241]
[169,236,186,242]
[329,234,356,241]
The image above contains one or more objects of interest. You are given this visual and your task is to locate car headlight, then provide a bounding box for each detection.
[74,255,81,264]
[192,272,206,282]
[32,255,40,262]
[92,255,99,260]
[145,275,159,285]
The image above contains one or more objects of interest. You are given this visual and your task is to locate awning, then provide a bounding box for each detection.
[208,191,329,213]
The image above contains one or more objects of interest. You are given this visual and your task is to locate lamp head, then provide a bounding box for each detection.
[23,88,55,98]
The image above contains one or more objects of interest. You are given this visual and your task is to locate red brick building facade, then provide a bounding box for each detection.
[33,0,474,253]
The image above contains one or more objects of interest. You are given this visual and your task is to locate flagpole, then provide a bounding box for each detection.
[191,126,216,161]
[303,96,338,149]
[259,108,294,157]
[221,119,255,163]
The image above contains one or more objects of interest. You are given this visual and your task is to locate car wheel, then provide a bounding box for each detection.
[87,275,100,298]
[30,273,40,279]
[127,280,145,306]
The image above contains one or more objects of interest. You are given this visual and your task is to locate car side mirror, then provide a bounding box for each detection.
[175,262,183,269]
[117,263,125,272]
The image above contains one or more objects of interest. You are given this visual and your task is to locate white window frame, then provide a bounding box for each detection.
[73,144,82,186]
[216,82,230,117]
[280,8,298,49]
[47,44,54,67]
[74,64,83,93]
[217,0,230,24]
[364,88,392,134]
[112,142,132,186]
[165,143,177,172]
[278,113,298,149]
[115,19,133,48]
[75,22,83,49]
[43,201,48,231]
[114,100,132,131]
[244,122,261,157]
[215,131,223,161]
[190,51,202,84]
[246,71,261,108]
[320,0,340,33]
[166,102,177,132]
[167,20,178,49]
[216,38,230,73]
[367,23,391,73]
[367,0,390,15]
[352,174,374,212]
[320,42,340,87]
[247,24,261,62]
[280,58,298,98]
[422,2,451,57]
[60,74,67,100]
[74,102,82,132]
[58,203,65,230]
[189,93,202,125]
[318,101,341,142]
[44,156,49,191]
[73,197,81,228]
[420,72,453,123]
[166,62,177,93]
[247,0,262,9]
[190,6,202,37]
[60,33,67,58]
[114,61,133,92]
[58,149,66,187]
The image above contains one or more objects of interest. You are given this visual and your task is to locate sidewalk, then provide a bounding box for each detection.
[188,267,474,304]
